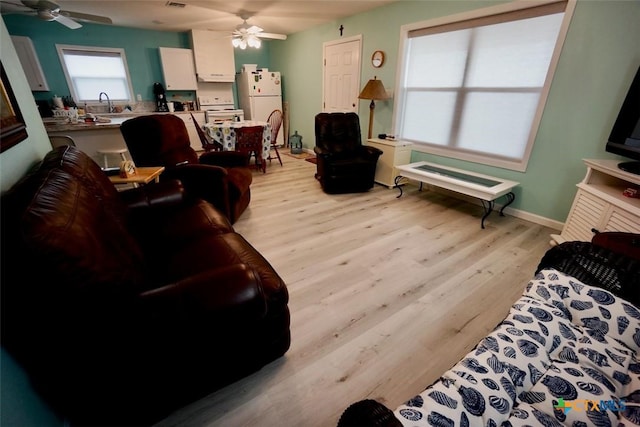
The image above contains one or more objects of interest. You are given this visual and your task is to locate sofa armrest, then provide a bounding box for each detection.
[358,145,383,159]
[314,146,331,157]
[119,179,185,210]
[139,264,267,322]
[161,164,232,219]
[199,151,250,168]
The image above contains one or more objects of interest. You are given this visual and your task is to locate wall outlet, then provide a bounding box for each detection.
[136,94,142,101]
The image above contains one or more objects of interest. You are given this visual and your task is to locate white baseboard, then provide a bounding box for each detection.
[412,184,563,231]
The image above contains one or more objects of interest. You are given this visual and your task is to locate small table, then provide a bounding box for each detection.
[108,166,165,186]
[203,120,271,160]
[395,161,519,229]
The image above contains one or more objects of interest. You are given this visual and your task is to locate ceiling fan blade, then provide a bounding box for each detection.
[259,33,287,41]
[20,0,57,9]
[62,10,112,25]
[52,11,81,29]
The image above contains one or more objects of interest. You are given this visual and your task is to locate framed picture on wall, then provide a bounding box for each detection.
[1,62,28,153]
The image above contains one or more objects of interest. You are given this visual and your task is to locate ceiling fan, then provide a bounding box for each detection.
[1,0,112,29]
[231,17,286,50]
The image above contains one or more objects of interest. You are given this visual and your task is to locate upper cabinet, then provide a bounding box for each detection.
[11,36,49,92]
[159,47,198,90]
[189,30,236,82]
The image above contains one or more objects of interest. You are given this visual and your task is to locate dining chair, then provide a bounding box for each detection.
[190,112,222,152]
[235,125,266,173]
[266,109,283,166]
[49,135,76,148]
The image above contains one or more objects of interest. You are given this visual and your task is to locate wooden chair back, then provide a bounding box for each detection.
[190,113,222,152]
[235,126,266,173]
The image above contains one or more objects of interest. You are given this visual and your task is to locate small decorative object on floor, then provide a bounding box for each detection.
[290,130,303,154]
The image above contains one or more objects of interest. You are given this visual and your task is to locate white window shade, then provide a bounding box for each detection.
[397,1,571,170]
[57,45,134,103]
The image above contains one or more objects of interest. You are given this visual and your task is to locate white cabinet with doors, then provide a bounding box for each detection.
[11,35,49,91]
[365,138,412,188]
[189,30,235,82]
[159,47,198,90]
[551,159,640,245]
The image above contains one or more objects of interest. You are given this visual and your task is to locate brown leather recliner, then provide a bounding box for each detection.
[0,146,290,425]
[314,112,383,194]
[120,114,252,223]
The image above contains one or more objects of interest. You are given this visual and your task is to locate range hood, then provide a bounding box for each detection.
[197,73,235,83]
[190,30,236,84]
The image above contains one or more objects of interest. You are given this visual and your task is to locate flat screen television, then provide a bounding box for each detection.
[606,64,640,175]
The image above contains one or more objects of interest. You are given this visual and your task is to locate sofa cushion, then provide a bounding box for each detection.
[3,163,146,297]
[394,269,640,426]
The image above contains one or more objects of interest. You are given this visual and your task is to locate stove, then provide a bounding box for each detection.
[198,96,244,123]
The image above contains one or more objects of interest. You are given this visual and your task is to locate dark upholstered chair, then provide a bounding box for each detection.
[120,114,252,223]
[314,112,383,194]
[235,125,266,173]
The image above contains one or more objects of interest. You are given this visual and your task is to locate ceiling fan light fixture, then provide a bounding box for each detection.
[247,35,261,48]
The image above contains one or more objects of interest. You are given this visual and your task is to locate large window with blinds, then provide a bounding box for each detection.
[56,44,134,104]
[395,1,575,171]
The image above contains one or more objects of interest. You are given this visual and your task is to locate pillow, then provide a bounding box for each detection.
[592,231,640,261]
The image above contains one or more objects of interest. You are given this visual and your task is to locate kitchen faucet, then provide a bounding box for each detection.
[98,92,114,113]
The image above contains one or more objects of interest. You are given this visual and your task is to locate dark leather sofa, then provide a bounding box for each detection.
[0,146,290,425]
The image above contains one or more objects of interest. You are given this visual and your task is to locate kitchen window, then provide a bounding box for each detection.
[394,0,575,171]
[56,44,134,104]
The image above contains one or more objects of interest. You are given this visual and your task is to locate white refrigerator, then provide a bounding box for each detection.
[237,69,284,145]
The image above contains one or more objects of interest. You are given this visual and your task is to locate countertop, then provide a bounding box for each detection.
[44,111,204,133]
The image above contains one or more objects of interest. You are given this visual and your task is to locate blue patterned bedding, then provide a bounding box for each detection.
[394,268,640,426]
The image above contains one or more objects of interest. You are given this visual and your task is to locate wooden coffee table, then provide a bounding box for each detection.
[108,166,165,187]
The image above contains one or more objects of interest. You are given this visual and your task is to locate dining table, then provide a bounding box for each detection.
[203,120,272,161]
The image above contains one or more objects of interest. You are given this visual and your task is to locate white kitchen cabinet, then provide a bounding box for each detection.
[11,36,49,91]
[551,159,640,245]
[365,138,413,188]
[189,30,235,82]
[159,47,198,90]
[177,112,206,152]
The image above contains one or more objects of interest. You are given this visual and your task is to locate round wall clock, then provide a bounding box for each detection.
[372,50,385,68]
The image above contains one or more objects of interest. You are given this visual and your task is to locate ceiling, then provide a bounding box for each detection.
[1,0,399,35]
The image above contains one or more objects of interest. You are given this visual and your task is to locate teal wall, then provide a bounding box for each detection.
[1,18,64,425]
[3,0,640,223]
[270,0,640,223]
[3,14,270,105]
[1,2,639,424]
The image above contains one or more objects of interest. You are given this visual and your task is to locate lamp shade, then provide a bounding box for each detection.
[358,77,389,100]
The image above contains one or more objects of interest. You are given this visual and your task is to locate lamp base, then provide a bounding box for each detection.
[367,99,375,139]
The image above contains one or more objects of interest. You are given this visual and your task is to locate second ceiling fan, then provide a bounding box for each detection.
[231,17,286,49]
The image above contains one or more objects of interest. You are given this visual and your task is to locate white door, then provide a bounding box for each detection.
[323,36,362,113]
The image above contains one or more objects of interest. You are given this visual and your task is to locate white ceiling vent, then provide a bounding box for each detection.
[165,2,186,8]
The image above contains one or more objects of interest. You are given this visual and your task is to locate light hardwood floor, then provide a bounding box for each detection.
[155,153,559,427]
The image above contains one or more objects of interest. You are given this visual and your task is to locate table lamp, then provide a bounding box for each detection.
[358,76,390,139]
